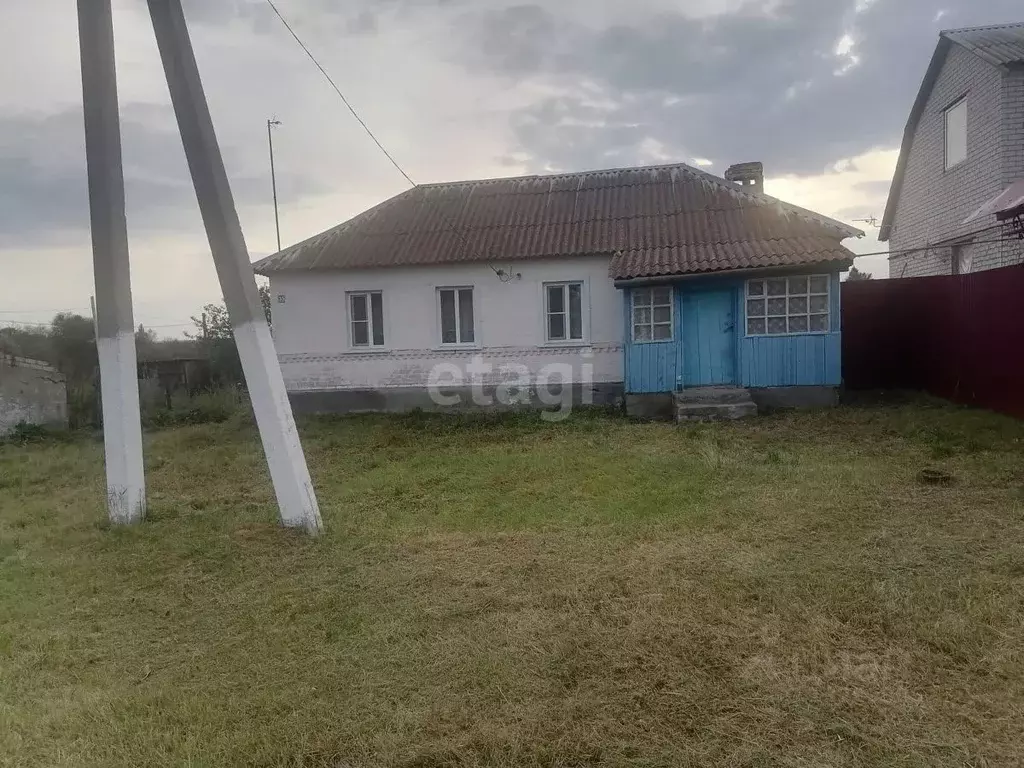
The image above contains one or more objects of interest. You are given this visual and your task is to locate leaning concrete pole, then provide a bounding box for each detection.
[146,0,322,533]
[78,0,146,524]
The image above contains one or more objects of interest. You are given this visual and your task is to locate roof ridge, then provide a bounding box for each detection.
[410,161,708,190]
[941,20,1024,35]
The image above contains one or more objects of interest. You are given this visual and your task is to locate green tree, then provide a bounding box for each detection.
[187,284,274,387]
[847,266,873,281]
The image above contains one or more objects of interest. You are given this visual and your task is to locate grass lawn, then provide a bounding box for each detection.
[2,403,1024,767]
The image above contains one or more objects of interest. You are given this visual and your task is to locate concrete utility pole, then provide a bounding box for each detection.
[78,0,146,524]
[147,0,322,533]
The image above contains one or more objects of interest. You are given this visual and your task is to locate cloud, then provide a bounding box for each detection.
[0,105,324,249]
[447,0,1023,176]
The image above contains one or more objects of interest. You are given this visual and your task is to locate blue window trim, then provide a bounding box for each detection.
[630,285,675,344]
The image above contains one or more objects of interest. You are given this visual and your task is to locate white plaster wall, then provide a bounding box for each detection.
[268,256,624,391]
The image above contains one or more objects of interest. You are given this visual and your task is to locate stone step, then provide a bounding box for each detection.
[675,386,753,405]
[676,401,758,422]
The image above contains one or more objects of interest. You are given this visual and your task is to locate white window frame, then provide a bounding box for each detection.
[631,286,674,343]
[543,281,587,343]
[436,286,477,346]
[745,275,830,337]
[944,97,967,170]
[347,290,385,349]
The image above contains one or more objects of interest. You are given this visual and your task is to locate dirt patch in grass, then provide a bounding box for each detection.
[1,404,1023,766]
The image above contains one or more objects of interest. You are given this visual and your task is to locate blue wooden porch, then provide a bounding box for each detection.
[623,271,843,394]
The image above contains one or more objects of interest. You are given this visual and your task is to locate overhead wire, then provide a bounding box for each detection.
[262,0,511,279]
[269,0,1022,278]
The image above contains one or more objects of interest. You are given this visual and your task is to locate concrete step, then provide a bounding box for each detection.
[675,386,753,405]
[676,401,758,422]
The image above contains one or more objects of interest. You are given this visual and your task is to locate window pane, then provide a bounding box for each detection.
[767,298,787,315]
[788,276,808,294]
[747,280,765,297]
[653,306,671,323]
[946,100,967,168]
[767,278,787,296]
[746,299,765,317]
[634,307,652,324]
[788,315,808,333]
[371,293,384,346]
[634,288,653,308]
[352,320,369,346]
[809,276,829,294]
[789,296,808,313]
[747,318,766,335]
[653,323,672,341]
[767,317,787,334]
[634,324,652,341]
[809,314,829,332]
[547,284,565,313]
[458,289,475,343]
[568,284,583,340]
[652,287,671,305]
[440,290,457,344]
[549,313,566,340]
[809,295,828,313]
[351,294,367,322]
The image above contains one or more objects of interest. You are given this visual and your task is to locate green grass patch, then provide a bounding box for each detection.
[2,403,1024,766]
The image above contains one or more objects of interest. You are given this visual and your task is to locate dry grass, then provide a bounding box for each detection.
[1,403,1023,766]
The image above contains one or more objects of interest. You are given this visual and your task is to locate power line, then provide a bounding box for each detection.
[850,235,1021,261]
[264,0,415,187]
[262,1,509,280]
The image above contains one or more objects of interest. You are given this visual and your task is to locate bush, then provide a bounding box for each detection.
[142,387,245,429]
[1,422,74,445]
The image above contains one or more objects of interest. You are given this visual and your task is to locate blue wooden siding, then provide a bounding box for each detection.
[624,271,843,393]
[623,290,682,393]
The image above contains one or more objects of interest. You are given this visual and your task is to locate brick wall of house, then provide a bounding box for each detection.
[889,46,1022,278]
[1003,67,1024,187]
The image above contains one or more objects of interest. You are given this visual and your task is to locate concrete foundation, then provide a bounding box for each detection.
[748,386,839,412]
[625,393,676,421]
[290,382,625,415]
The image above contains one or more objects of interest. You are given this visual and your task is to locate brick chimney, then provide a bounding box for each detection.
[725,161,764,193]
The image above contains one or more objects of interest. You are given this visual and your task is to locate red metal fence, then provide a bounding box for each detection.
[842,264,1024,418]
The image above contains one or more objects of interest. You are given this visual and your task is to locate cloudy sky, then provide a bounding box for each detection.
[1,0,1021,334]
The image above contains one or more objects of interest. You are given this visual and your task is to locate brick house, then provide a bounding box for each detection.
[255,162,862,417]
[881,22,1024,277]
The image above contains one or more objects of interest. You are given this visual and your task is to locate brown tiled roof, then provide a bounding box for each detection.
[253,163,862,280]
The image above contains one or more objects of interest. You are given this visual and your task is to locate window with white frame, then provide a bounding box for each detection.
[438,287,475,344]
[544,282,584,341]
[348,291,384,347]
[746,276,829,335]
[945,98,967,169]
[632,286,673,342]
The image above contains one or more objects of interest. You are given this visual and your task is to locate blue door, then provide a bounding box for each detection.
[682,290,737,386]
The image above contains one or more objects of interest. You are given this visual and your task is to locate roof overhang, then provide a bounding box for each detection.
[963,179,1024,225]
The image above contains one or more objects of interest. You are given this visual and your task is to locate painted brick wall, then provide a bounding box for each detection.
[890,46,1023,278]
[269,256,624,393]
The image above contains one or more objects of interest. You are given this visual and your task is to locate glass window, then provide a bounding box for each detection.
[348,291,385,347]
[632,286,673,342]
[545,282,585,342]
[438,287,475,344]
[945,98,967,169]
[746,275,829,336]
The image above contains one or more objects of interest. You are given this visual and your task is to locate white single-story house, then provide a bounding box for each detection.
[253,162,862,417]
